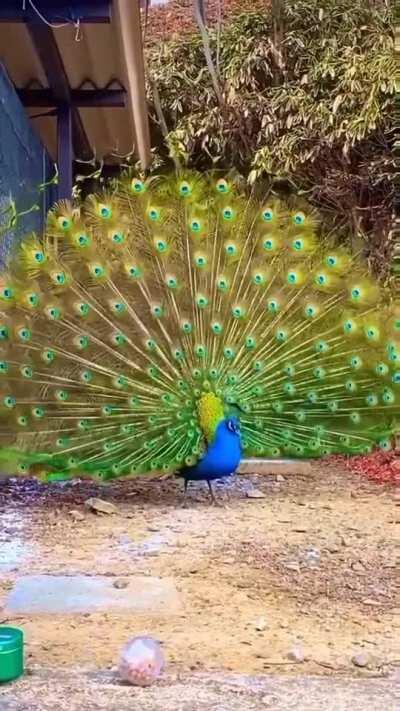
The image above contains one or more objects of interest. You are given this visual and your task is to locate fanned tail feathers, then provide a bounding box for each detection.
[0,171,398,480]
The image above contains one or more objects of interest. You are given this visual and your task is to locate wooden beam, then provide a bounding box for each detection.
[27,19,92,159]
[0,1,111,23]
[18,88,127,108]
[115,0,151,168]
[57,105,73,199]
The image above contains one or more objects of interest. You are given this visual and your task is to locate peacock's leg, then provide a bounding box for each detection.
[182,478,190,506]
[206,479,217,505]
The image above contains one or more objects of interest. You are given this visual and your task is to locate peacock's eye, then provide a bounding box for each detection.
[18,327,31,341]
[181,321,192,334]
[315,273,326,285]
[222,207,234,221]
[263,238,274,250]
[253,273,264,285]
[179,181,192,196]
[166,276,178,289]
[52,271,67,286]
[58,216,71,231]
[225,243,237,256]
[34,250,45,263]
[76,233,90,247]
[196,295,208,308]
[131,178,145,193]
[128,265,141,279]
[216,179,229,193]
[148,207,160,221]
[293,211,305,225]
[48,306,61,320]
[112,232,124,244]
[78,302,90,316]
[262,208,273,222]
[99,204,112,219]
[90,264,104,278]
[156,239,167,253]
[190,219,201,232]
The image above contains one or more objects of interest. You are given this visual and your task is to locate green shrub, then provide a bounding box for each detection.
[147,0,393,274]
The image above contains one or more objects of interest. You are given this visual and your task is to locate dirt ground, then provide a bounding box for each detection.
[0,462,399,680]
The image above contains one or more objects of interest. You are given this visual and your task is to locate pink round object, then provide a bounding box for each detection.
[118,636,165,687]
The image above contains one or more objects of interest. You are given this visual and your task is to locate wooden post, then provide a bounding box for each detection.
[57,104,73,200]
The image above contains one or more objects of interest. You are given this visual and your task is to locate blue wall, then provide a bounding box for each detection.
[0,63,55,268]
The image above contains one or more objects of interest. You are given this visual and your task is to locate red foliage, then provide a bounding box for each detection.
[143,0,270,44]
[330,451,400,486]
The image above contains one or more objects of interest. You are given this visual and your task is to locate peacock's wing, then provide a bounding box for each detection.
[0,170,398,481]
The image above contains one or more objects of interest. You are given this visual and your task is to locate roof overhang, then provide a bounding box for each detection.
[0,0,151,170]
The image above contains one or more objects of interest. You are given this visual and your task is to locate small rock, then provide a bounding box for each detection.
[362,598,381,607]
[69,510,84,522]
[222,557,235,565]
[352,651,370,668]
[287,645,305,663]
[113,579,129,589]
[276,474,285,483]
[84,497,118,515]
[303,548,320,567]
[284,562,301,573]
[246,489,266,499]
[261,696,279,706]
[351,561,365,573]
[254,617,267,632]
[327,544,340,554]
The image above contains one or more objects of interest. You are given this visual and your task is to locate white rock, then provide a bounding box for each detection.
[287,645,305,663]
[84,497,118,515]
[352,651,370,668]
[254,616,267,631]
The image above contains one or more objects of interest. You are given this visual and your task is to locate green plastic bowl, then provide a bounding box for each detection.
[0,626,24,682]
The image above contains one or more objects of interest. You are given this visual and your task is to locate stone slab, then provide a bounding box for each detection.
[4,575,181,615]
[239,458,314,476]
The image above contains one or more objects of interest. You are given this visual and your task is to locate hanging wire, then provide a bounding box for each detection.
[22,0,82,39]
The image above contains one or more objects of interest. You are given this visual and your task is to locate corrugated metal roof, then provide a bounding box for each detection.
[0,1,150,165]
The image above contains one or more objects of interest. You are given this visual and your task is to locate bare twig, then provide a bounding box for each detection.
[192,0,223,104]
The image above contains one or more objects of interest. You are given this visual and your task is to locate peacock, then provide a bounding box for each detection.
[0,170,398,499]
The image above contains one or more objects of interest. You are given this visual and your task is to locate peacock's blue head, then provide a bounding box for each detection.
[223,416,241,438]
